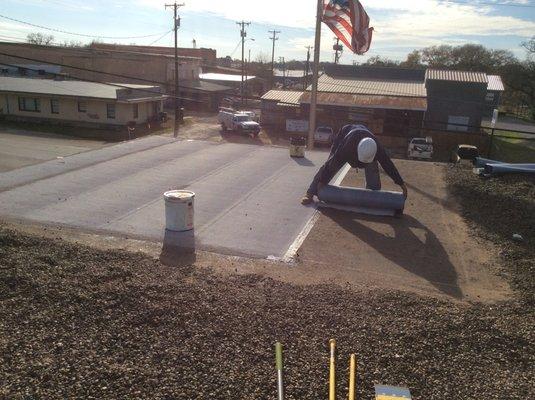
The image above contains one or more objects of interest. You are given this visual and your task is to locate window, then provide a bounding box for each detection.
[50,99,59,114]
[485,92,495,102]
[18,67,27,76]
[133,103,138,119]
[78,101,87,113]
[38,69,46,76]
[18,97,41,112]
[107,103,116,119]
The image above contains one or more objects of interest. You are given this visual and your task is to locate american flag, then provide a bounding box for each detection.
[322,0,373,55]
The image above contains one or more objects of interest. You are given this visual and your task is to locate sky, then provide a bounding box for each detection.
[1,0,534,65]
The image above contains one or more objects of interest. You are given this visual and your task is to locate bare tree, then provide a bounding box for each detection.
[26,32,55,45]
[522,36,535,54]
[255,52,270,64]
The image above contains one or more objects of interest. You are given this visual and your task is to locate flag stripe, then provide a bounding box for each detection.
[322,0,373,55]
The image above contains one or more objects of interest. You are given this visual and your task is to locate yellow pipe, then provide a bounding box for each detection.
[348,354,356,400]
[329,339,336,400]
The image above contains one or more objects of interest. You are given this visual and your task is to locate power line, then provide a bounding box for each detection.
[147,30,173,46]
[0,14,171,39]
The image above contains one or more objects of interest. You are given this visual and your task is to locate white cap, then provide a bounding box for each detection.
[357,137,377,163]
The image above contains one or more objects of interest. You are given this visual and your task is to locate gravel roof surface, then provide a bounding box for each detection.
[1,226,533,399]
[446,164,535,303]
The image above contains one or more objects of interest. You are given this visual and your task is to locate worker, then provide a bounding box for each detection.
[301,124,408,205]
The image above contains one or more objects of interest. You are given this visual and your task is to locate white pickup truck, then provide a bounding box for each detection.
[407,137,433,160]
[218,110,261,137]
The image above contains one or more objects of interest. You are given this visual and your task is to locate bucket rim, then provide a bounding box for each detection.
[164,189,195,202]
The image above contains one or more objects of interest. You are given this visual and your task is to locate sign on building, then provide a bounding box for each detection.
[286,119,309,132]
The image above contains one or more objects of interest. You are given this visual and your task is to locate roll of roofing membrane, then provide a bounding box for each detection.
[318,185,405,212]
[484,163,535,176]
[473,157,503,168]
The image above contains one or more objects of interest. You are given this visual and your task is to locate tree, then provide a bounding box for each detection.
[363,55,399,67]
[26,32,55,45]
[59,40,84,48]
[501,60,535,119]
[400,50,423,68]
[522,36,535,57]
[255,52,270,64]
[420,45,454,68]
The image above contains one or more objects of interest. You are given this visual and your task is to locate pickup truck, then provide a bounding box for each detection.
[407,137,433,160]
[218,110,261,137]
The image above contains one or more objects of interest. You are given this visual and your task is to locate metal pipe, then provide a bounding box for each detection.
[348,354,356,400]
[275,342,284,400]
[329,339,336,400]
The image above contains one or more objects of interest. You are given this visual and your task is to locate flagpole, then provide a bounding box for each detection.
[308,0,323,150]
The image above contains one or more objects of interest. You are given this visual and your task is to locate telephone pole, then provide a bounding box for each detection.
[269,29,281,86]
[279,56,286,88]
[333,37,343,64]
[304,45,312,90]
[165,2,184,138]
[237,21,250,107]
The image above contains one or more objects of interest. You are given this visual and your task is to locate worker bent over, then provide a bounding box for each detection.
[301,124,408,205]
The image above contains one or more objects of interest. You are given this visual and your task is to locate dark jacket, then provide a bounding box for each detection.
[318,125,404,186]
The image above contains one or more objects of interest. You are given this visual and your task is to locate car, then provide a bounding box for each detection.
[314,126,334,145]
[218,109,261,137]
[407,137,433,159]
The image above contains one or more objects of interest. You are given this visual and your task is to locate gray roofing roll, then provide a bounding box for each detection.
[318,185,405,212]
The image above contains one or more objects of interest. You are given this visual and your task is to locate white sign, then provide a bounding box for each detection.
[491,109,499,128]
[286,119,309,132]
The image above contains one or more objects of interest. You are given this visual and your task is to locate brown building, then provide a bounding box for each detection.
[0,42,231,111]
[88,42,217,65]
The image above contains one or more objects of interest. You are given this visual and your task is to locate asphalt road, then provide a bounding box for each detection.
[0,136,326,259]
[0,127,108,172]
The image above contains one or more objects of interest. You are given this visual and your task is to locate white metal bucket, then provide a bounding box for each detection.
[164,190,195,232]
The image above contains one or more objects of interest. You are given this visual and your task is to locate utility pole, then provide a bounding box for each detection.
[304,45,312,90]
[237,21,251,107]
[269,29,281,87]
[279,56,286,89]
[333,37,343,64]
[165,2,184,138]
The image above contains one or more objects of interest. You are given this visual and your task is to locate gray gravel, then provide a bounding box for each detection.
[446,164,535,303]
[1,226,534,399]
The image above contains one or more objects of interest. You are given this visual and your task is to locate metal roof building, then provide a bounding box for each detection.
[487,75,505,92]
[261,90,303,107]
[0,76,167,128]
[0,76,166,102]
[425,69,488,84]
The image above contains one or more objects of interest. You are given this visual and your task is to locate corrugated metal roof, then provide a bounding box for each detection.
[487,75,505,91]
[425,69,488,83]
[0,76,162,100]
[306,74,427,97]
[261,90,304,106]
[300,92,427,111]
